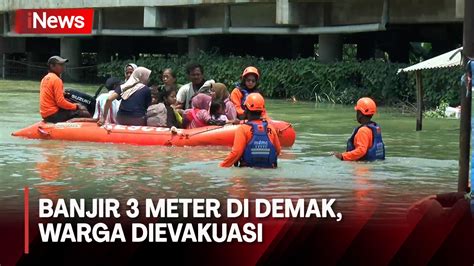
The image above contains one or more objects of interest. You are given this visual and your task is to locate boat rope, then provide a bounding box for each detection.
[103,128,171,136]
[185,126,225,137]
[277,124,293,135]
[100,123,289,139]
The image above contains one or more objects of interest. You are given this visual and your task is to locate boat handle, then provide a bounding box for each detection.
[37,126,51,136]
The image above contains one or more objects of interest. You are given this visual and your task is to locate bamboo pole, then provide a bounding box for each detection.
[415,70,423,131]
[458,0,473,193]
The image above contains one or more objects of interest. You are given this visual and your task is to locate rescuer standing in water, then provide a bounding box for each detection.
[220,93,281,168]
[333,97,385,161]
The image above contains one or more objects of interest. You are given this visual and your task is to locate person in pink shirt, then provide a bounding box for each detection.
[182,94,226,129]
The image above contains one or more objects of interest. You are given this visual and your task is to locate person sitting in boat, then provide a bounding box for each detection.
[220,93,281,168]
[40,55,89,123]
[196,80,216,95]
[332,97,385,161]
[182,93,226,129]
[210,100,228,122]
[176,63,214,110]
[98,67,152,126]
[230,66,263,120]
[146,85,182,129]
[124,63,137,81]
[158,68,181,91]
[68,77,122,124]
[210,83,237,121]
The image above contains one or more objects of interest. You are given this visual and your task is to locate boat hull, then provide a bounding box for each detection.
[12,121,296,147]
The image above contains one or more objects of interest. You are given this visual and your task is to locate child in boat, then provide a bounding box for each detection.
[332,97,385,161]
[182,93,226,129]
[210,100,228,122]
[146,85,182,129]
[211,83,237,121]
[220,93,281,168]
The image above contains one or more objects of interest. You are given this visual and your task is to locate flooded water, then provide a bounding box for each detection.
[0,81,460,222]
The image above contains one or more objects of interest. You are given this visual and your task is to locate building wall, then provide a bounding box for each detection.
[230,4,276,27]
[0,0,464,65]
[330,1,382,25]
[389,0,461,23]
[0,0,463,28]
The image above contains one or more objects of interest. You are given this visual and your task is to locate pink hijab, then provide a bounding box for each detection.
[191,93,212,110]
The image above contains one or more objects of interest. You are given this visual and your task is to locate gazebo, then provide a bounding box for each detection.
[397,47,463,131]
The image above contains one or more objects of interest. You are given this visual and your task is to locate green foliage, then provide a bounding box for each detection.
[424,100,449,118]
[98,53,464,108]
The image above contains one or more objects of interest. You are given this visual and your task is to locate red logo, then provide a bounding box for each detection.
[15,9,94,34]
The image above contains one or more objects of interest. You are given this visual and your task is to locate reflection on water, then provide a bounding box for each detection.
[0,88,460,221]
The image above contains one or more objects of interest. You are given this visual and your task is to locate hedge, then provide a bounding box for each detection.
[97,53,464,108]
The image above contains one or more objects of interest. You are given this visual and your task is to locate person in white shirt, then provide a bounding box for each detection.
[176,63,215,110]
[68,77,121,124]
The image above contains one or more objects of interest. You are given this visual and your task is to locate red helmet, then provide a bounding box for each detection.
[245,93,265,111]
[355,97,377,115]
[242,66,260,79]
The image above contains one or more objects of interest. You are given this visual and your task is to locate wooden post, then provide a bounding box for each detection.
[415,70,424,131]
[458,0,474,193]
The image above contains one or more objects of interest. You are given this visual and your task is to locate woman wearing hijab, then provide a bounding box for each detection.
[210,83,237,121]
[124,63,138,81]
[98,67,152,126]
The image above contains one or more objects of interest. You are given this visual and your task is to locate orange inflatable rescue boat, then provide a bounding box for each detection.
[12,120,296,147]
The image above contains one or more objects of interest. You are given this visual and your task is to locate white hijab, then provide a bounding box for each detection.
[124,63,138,75]
[120,67,151,100]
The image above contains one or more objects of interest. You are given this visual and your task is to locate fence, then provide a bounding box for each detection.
[0,58,101,83]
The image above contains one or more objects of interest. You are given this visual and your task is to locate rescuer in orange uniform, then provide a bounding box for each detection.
[220,93,281,168]
[230,66,262,120]
[333,97,385,161]
[40,56,87,123]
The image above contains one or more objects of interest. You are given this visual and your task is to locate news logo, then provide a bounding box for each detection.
[15,9,94,34]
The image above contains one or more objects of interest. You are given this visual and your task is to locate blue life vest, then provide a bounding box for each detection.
[346,122,385,161]
[238,121,278,168]
[238,86,259,107]
[240,87,250,106]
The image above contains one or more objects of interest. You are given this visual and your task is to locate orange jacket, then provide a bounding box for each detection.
[230,88,269,119]
[220,120,281,167]
[230,88,247,116]
[40,72,77,118]
[342,126,373,161]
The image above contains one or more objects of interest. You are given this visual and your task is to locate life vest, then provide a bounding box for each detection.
[346,122,385,161]
[185,108,207,128]
[238,121,278,168]
[238,86,259,107]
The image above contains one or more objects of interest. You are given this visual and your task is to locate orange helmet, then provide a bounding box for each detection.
[242,66,260,79]
[354,97,377,116]
[245,93,265,111]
